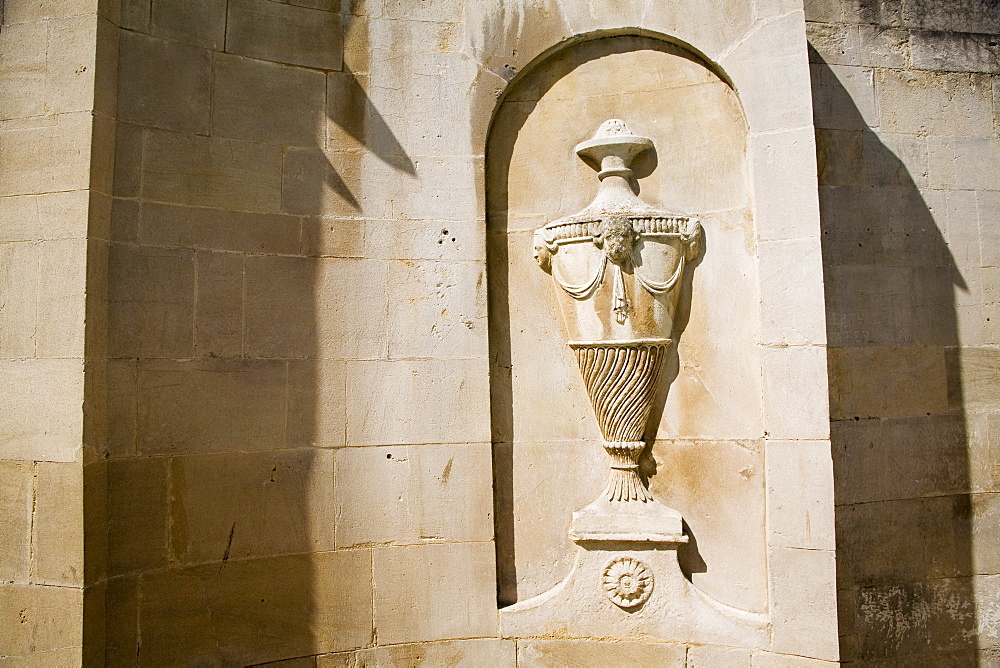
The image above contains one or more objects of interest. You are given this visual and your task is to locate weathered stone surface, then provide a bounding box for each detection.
[387,260,487,359]
[319,638,515,666]
[652,439,768,613]
[35,238,87,358]
[0,241,37,357]
[373,542,497,644]
[142,129,283,213]
[139,550,372,665]
[194,250,243,358]
[108,242,194,358]
[136,359,286,454]
[0,584,83,661]
[334,443,492,547]
[33,462,83,586]
[149,0,226,49]
[0,358,84,463]
[0,21,47,121]
[766,440,837,550]
[517,639,687,666]
[688,644,752,665]
[117,31,211,134]
[213,53,325,148]
[769,547,839,661]
[0,112,93,196]
[346,358,490,446]
[169,449,335,565]
[0,460,32,583]
[226,0,342,71]
[761,345,830,440]
[107,457,169,576]
[287,359,347,449]
[139,201,300,255]
[877,68,994,136]
[828,345,950,420]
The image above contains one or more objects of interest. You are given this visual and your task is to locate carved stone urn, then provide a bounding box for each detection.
[533,119,701,542]
[500,120,766,648]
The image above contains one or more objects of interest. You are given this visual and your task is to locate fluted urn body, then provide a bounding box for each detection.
[534,120,701,539]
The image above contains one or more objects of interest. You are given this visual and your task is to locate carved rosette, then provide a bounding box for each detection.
[602,556,654,609]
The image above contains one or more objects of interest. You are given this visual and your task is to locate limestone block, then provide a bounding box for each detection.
[281,147,363,218]
[688,644,752,665]
[0,112,93,196]
[120,0,150,30]
[328,49,478,158]
[0,21,47,120]
[139,550,372,664]
[106,359,137,457]
[833,414,969,505]
[807,21,862,66]
[169,449,335,565]
[36,238,86,358]
[108,242,194,358]
[824,268,923,348]
[911,30,999,73]
[758,239,827,346]
[243,254,315,358]
[1,0,96,22]
[117,31,211,135]
[299,217,365,258]
[137,359,286,454]
[142,129,282,213]
[0,358,84,463]
[517,639,687,667]
[877,69,994,137]
[319,639,516,667]
[720,12,814,133]
[651,439,768,613]
[830,345,949,420]
[346,358,490,446]
[752,127,822,241]
[0,241,37,357]
[107,457,168,576]
[213,53,325,148]
[139,201,300,255]
[387,260,487,359]
[858,24,909,69]
[334,443,492,547]
[810,64,878,131]
[150,0,226,49]
[194,250,243,358]
[503,439,604,597]
[769,547,839,661]
[854,577,979,659]
[46,15,98,116]
[929,136,1000,192]
[0,461,32,583]
[0,584,83,661]
[752,651,839,666]
[972,492,1000,575]
[766,440,836,550]
[33,462,84,586]
[761,345,830,440]
[959,346,1000,412]
[969,412,1000,493]
[803,0,842,22]
[104,575,138,666]
[112,123,142,199]
[0,194,39,242]
[287,359,346,449]
[373,542,497,644]
[225,0,342,71]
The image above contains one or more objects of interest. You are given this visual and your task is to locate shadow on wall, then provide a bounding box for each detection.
[810,50,978,662]
[102,11,410,664]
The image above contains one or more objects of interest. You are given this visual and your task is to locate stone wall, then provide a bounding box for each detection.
[0,0,114,662]
[805,0,1000,663]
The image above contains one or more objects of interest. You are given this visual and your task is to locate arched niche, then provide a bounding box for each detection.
[486,34,767,613]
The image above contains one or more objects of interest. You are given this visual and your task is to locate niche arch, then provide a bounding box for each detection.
[486,33,767,614]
